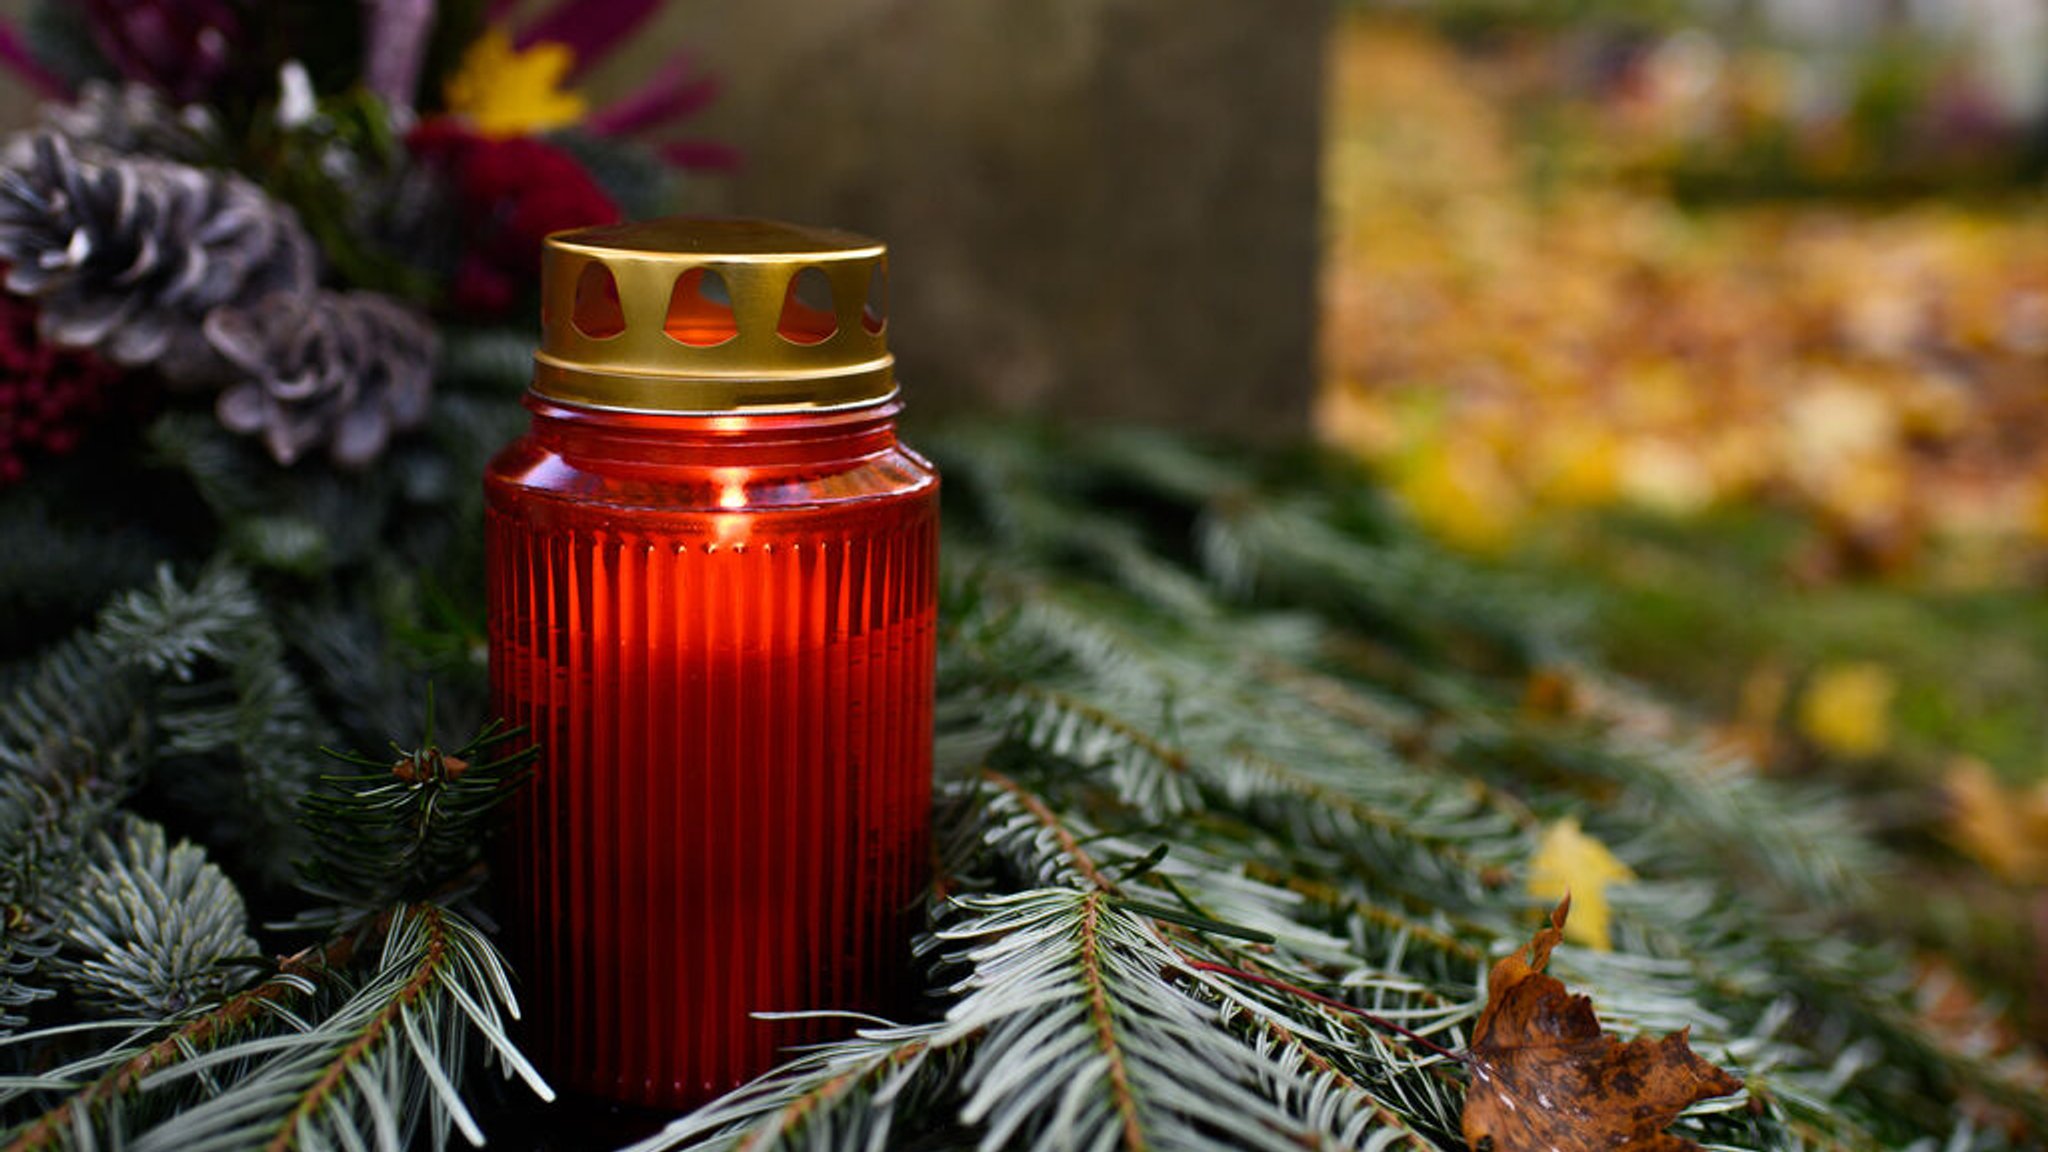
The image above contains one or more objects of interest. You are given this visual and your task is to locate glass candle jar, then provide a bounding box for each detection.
[484,218,938,1109]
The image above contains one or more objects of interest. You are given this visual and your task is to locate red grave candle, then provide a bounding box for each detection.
[484,218,938,1109]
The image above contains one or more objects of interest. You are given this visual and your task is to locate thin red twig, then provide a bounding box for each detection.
[1184,959,1467,1064]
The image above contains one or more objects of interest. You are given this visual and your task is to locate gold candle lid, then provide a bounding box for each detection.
[534,216,893,414]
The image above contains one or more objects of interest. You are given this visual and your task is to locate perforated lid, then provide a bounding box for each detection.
[534,217,893,413]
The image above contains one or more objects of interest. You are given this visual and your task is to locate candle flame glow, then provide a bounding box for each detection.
[716,468,748,510]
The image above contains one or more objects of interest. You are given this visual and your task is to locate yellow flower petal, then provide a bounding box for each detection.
[1527,818,1635,951]
[444,28,588,138]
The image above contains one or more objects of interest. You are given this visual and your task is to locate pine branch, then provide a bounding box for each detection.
[1242,863,1489,983]
[0,927,360,1152]
[1184,961,1466,1067]
[943,888,1380,1152]
[41,817,257,1019]
[0,494,160,653]
[963,587,1528,916]
[145,413,394,574]
[1459,721,1881,909]
[2,889,555,1152]
[433,327,537,394]
[1234,1013,1444,1152]
[626,1027,947,1152]
[0,561,542,1144]
[106,563,330,889]
[93,565,272,682]
[123,904,550,1152]
[288,713,535,932]
[0,627,151,1032]
[4,420,2024,1150]
[979,768,1118,891]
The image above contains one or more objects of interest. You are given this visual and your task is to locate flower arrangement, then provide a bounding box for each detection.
[0,0,732,477]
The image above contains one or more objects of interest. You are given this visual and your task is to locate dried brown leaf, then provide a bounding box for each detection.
[1463,897,1743,1152]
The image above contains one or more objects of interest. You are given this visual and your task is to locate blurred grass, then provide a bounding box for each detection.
[1526,503,2048,1013]
[1524,507,2048,786]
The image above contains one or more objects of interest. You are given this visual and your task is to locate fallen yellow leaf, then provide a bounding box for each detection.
[1391,446,1522,555]
[1944,756,2048,884]
[1527,818,1635,951]
[1796,662,1896,759]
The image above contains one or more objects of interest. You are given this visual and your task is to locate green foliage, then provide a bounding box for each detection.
[436,328,541,396]
[43,817,256,1019]
[630,426,2043,1152]
[246,89,451,305]
[127,905,549,1152]
[292,715,535,932]
[107,565,328,889]
[147,413,395,577]
[0,712,544,1150]
[96,565,272,681]
[1526,508,2048,786]
[0,904,544,1152]
[139,393,520,747]
[0,493,161,653]
[0,624,154,1034]
[5,415,2041,1150]
[0,562,329,1029]
[1361,0,1694,34]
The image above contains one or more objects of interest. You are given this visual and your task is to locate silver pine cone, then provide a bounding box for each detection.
[13,80,220,163]
[0,133,316,384]
[207,290,436,468]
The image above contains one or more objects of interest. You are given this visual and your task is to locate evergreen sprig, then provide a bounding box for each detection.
[126,904,551,1152]
[0,561,546,1150]
[0,581,197,1032]
[0,903,548,1152]
[43,817,257,1019]
[290,711,535,932]
[108,564,329,890]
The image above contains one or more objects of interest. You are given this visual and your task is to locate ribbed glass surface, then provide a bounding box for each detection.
[486,411,936,1109]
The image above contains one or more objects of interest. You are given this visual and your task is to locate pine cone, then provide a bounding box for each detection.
[18,80,220,163]
[206,290,435,468]
[0,133,316,384]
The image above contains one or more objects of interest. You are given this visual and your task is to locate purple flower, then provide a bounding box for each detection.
[84,0,243,104]
[512,0,663,81]
[470,0,741,171]
[363,0,440,112]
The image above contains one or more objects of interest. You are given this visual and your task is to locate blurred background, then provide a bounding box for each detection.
[1319,0,2048,1031]
[1,0,2042,1039]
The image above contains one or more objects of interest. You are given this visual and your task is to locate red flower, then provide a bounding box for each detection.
[408,120,620,319]
[0,288,132,486]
